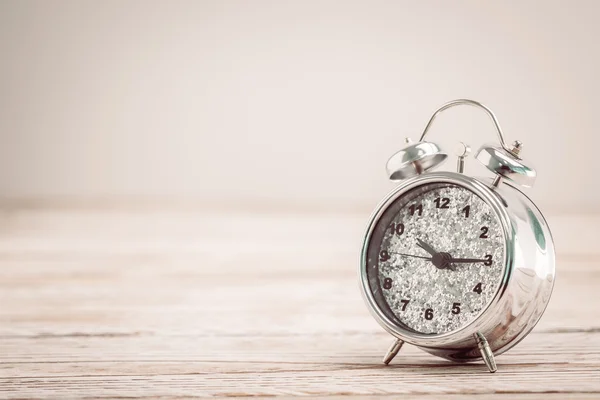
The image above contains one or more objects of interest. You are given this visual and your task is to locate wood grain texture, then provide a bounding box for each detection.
[0,208,599,399]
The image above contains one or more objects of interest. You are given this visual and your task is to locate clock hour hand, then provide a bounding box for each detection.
[416,238,438,257]
[416,239,456,270]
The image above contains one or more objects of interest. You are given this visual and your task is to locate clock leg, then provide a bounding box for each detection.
[474,332,497,373]
[382,338,404,365]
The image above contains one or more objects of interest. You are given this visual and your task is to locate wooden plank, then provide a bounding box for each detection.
[1,345,599,398]
[0,259,597,336]
[1,329,599,369]
[0,209,598,398]
[0,209,598,258]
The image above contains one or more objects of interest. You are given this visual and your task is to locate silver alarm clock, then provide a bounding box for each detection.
[359,99,555,373]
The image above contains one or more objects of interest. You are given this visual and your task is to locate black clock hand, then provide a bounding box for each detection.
[415,239,456,270]
[390,252,432,261]
[416,238,438,256]
[450,258,488,264]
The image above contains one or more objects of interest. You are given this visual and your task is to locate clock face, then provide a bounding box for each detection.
[365,182,505,335]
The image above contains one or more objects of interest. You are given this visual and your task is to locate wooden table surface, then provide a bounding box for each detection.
[1,206,599,399]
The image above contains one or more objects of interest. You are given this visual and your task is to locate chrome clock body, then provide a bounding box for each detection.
[359,171,555,361]
[358,99,556,372]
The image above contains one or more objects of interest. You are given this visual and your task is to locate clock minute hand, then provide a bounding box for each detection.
[450,257,488,264]
[390,252,432,261]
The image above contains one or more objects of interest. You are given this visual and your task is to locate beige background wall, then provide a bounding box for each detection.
[1,0,598,212]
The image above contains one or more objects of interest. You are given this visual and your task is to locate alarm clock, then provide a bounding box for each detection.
[359,99,555,373]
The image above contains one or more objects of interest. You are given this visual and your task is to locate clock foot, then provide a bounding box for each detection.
[474,332,497,373]
[382,338,404,365]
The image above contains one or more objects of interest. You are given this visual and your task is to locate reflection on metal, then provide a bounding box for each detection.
[476,145,536,188]
[386,141,447,180]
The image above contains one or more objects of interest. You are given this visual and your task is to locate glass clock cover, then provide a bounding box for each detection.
[366,182,505,335]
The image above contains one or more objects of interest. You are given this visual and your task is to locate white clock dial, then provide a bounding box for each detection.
[366,183,505,334]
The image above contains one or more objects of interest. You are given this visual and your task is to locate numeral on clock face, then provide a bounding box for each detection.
[424,308,434,320]
[379,250,390,262]
[434,197,450,209]
[462,205,470,218]
[389,223,404,235]
[383,277,393,289]
[400,299,410,311]
[452,302,461,314]
[480,226,489,238]
[409,203,423,216]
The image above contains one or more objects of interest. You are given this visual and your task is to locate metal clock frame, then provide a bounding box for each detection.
[359,99,555,373]
[360,171,512,346]
[359,171,555,372]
